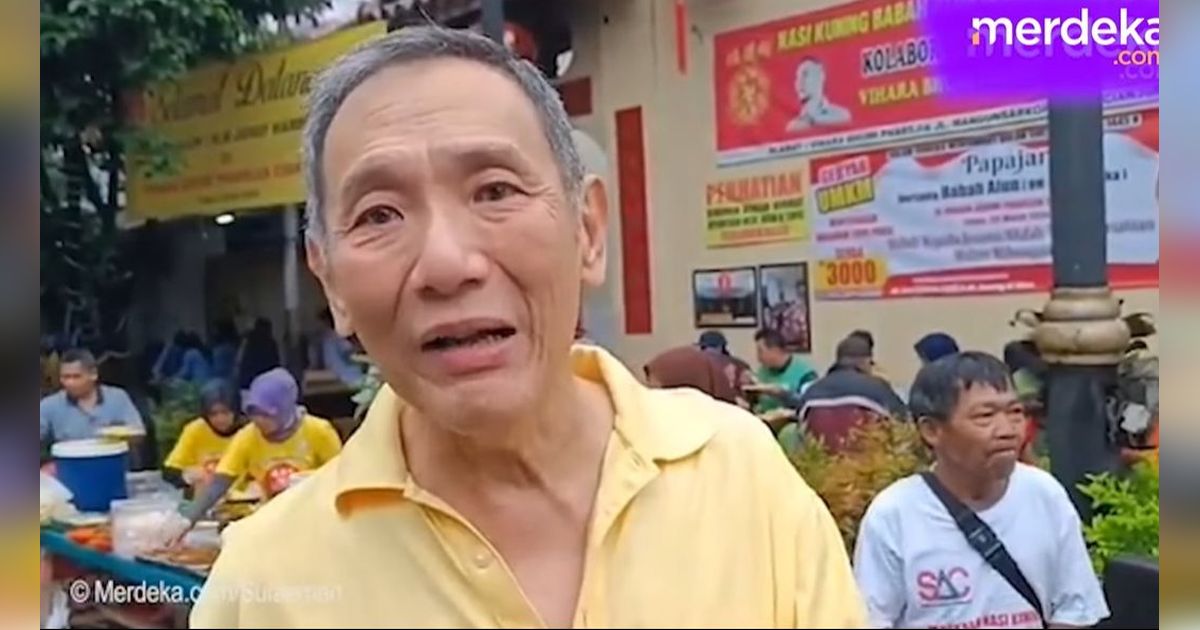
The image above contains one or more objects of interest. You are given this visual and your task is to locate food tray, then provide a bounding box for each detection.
[136,547,220,577]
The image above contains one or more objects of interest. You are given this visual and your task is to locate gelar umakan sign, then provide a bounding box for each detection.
[125,22,384,219]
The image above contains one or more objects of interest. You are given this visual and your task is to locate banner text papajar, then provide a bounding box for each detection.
[126,22,386,219]
[808,108,1160,299]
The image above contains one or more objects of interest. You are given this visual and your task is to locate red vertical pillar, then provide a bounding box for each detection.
[615,107,652,335]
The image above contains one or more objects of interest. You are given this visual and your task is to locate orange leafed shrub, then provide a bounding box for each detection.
[790,420,931,551]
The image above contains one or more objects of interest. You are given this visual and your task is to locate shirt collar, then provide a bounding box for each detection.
[334,345,719,513]
[65,385,104,407]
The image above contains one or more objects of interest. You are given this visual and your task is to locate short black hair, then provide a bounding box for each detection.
[754,328,787,349]
[908,351,1012,422]
[60,348,98,371]
[836,335,872,361]
[849,329,875,349]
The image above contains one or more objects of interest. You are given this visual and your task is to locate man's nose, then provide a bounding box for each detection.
[994,413,1023,440]
[410,207,489,297]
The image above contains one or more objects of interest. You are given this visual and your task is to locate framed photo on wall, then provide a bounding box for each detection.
[758,262,813,353]
[692,267,759,328]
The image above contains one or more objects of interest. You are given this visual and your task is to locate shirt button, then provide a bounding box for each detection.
[473,550,492,570]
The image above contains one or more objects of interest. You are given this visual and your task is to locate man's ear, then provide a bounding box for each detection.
[577,174,608,288]
[916,416,941,450]
[305,237,355,337]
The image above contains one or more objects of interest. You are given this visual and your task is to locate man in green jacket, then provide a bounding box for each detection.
[752,329,817,414]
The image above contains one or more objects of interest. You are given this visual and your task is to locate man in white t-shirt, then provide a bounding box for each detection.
[854,352,1109,629]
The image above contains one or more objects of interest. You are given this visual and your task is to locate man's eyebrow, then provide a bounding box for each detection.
[336,139,540,207]
[337,151,417,209]
[431,139,539,178]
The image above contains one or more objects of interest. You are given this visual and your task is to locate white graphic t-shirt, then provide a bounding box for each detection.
[853,464,1109,629]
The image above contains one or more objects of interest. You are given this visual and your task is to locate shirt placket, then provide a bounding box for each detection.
[408,486,544,628]
[572,438,659,629]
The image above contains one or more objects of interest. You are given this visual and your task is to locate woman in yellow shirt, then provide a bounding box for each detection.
[163,380,241,490]
[178,368,342,526]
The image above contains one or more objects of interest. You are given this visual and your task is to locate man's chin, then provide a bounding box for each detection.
[987,455,1019,480]
[419,379,534,427]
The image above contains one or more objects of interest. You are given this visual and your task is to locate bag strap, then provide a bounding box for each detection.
[920,472,1046,627]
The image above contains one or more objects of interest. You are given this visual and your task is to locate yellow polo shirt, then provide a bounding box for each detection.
[214,415,342,498]
[191,346,866,628]
[163,418,234,475]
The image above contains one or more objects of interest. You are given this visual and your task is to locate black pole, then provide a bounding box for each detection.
[1049,103,1108,288]
[1041,100,1123,521]
[481,0,505,44]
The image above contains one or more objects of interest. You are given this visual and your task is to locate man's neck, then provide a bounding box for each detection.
[933,463,1011,511]
[770,356,792,375]
[403,374,615,498]
[69,387,101,409]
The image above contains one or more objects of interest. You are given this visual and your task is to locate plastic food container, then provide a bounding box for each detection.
[126,470,173,498]
[184,521,222,549]
[51,439,128,513]
[110,496,182,559]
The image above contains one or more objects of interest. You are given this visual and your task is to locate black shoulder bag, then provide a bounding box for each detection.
[920,472,1046,627]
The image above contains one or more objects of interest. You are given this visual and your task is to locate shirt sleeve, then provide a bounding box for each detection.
[215,429,254,480]
[39,398,53,442]
[163,420,199,470]
[852,501,906,628]
[114,389,145,433]
[1047,489,1111,626]
[769,444,867,628]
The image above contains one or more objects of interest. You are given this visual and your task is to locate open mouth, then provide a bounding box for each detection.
[421,326,517,352]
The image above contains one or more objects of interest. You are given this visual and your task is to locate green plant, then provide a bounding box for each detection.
[151,381,202,459]
[790,421,932,551]
[1079,462,1160,574]
[352,362,383,421]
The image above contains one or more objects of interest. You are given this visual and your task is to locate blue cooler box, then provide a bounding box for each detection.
[51,439,129,512]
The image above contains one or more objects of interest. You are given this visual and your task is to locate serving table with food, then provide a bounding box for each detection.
[40,438,258,629]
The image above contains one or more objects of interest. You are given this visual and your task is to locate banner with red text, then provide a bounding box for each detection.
[712,0,1155,167]
[809,109,1159,299]
[705,170,808,248]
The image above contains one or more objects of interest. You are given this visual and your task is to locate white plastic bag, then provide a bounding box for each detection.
[39,472,76,523]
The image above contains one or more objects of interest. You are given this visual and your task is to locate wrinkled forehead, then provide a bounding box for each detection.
[322,58,558,190]
[955,380,1017,409]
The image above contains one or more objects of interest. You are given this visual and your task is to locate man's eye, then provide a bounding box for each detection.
[473,182,522,203]
[353,205,403,227]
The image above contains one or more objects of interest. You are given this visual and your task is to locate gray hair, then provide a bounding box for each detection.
[302,26,585,243]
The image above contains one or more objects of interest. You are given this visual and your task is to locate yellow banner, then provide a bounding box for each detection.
[704,170,809,248]
[126,22,386,220]
[814,256,889,296]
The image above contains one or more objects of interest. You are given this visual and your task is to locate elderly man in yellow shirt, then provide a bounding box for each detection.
[192,26,865,629]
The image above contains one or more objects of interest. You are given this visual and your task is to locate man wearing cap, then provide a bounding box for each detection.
[191,27,864,628]
[796,336,906,418]
[177,368,342,524]
[784,336,908,454]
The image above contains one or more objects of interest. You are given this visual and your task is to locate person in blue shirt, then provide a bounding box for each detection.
[172,332,212,384]
[209,321,240,382]
[151,332,186,383]
[40,348,145,443]
[317,309,364,387]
